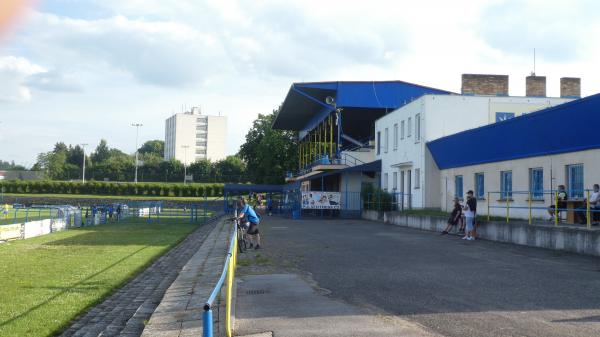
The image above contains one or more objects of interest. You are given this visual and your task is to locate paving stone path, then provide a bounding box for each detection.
[141,217,232,337]
[59,218,220,337]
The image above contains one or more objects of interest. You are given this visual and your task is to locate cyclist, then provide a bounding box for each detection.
[237,197,261,249]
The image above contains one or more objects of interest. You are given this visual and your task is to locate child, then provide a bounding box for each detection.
[442,198,462,235]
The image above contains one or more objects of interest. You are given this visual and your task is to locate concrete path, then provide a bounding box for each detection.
[59,219,218,337]
[235,273,440,337]
[141,218,232,337]
[234,215,600,337]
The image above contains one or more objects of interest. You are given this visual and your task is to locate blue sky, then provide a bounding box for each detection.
[1,0,599,166]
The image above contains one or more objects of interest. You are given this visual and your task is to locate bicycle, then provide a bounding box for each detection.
[233,217,248,253]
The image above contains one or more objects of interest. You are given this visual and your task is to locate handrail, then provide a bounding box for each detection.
[202,212,238,337]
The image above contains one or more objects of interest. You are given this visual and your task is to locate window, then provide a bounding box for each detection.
[414,169,420,189]
[567,164,584,198]
[501,171,512,199]
[529,168,544,199]
[454,175,463,198]
[415,113,421,141]
[384,128,389,153]
[383,173,387,191]
[401,120,405,139]
[475,173,485,199]
[376,131,381,155]
[407,117,412,137]
[495,112,515,122]
[393,172,398,190]
[393,124,398,150]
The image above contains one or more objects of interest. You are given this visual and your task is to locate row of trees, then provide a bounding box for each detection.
[6,107,298,185]
[30,139,249,183]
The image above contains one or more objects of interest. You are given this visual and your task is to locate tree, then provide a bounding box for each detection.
[91,139,111,164]
[238,109,298,184]
[138,140,164,157]
[0,160,26,170]
[214,156,246,183]
[188,159,214,182]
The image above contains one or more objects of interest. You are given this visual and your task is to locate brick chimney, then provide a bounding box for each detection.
[526,75,546,97]
[560,77,581,98]
[461,74,509,96]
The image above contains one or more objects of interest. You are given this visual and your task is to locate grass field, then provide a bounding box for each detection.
[0,219,199,337]
[1,193,220,202]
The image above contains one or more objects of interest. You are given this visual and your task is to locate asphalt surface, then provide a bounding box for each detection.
[253,215,600,337]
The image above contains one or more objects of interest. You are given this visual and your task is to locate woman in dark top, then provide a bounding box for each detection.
[442,198,462,235]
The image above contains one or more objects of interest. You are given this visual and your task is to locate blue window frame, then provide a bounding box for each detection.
[455,175,463,199]
[501,171,512,199]
[475,173,484,199]
[496,112,515,122]
[529,168,544,199]
[567,164,584,198]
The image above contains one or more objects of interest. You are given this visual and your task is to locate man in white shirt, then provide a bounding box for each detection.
[590,184,600,222]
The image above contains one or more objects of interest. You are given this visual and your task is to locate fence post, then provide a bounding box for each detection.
[487,191,490,221]
[555,191,559,227]
[587,190,591,229]
[528,192,532,225]
[202,309,213,337]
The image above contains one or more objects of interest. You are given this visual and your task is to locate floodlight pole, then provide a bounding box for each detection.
[131,123,143,183]
[182,145,189,184]
[81,143,88,183]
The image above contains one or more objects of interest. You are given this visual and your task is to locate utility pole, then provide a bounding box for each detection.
[131,123,143,183]
[182,145,189,184]
[81,143,88,183]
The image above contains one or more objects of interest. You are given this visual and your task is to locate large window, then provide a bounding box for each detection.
[407,117,412,137]
[567,164,584,198]
[393,124,398,150]
[393,171,398,190]
[455,175,463,198]
[415,169,420,189]
[475,173,484,199]
[415,113,421,141]
[377,131,381,155]
[383,173,389,191]
[501,171,513,199]
[529,168,544,199]
[384,128,389,153]
[401,120,405,139]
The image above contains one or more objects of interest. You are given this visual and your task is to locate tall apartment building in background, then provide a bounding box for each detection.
[164,107,227,164]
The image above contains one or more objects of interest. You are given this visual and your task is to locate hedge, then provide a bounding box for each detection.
[0,181,224,198]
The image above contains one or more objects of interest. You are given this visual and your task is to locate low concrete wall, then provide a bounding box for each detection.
[362,210,600,257]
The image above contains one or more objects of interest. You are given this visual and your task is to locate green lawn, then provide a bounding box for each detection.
[0,219,199,337]
[1,193,219,202]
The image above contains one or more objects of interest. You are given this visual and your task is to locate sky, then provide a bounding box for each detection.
[1,0,599,167]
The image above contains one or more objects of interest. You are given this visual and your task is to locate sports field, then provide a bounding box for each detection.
[0,219,199,337]
[0,208,55,226]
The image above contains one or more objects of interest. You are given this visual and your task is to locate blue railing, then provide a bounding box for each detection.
[202,215,238,337]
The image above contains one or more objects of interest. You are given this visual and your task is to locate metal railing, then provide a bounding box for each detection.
[202,213,238,337]
[486,189,600,229]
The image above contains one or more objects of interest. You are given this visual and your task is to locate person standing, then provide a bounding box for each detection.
[463,190,477,241]
[589,184,600,223]
[237,197,261,249]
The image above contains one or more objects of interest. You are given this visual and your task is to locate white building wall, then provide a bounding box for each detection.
[164,110,227,164]
[439,149,600,219]
[375,94,573,209]
[206,115,227,162]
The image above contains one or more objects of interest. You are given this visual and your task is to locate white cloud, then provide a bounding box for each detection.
[0,56,45,102]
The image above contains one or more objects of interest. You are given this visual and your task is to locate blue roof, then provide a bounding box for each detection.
[427,93,600,170]
[273,81,452,132]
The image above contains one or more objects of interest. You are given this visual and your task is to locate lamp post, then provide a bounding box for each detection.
[81,143,88,183]
[181,145,189,184]
[131,123,143,183]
